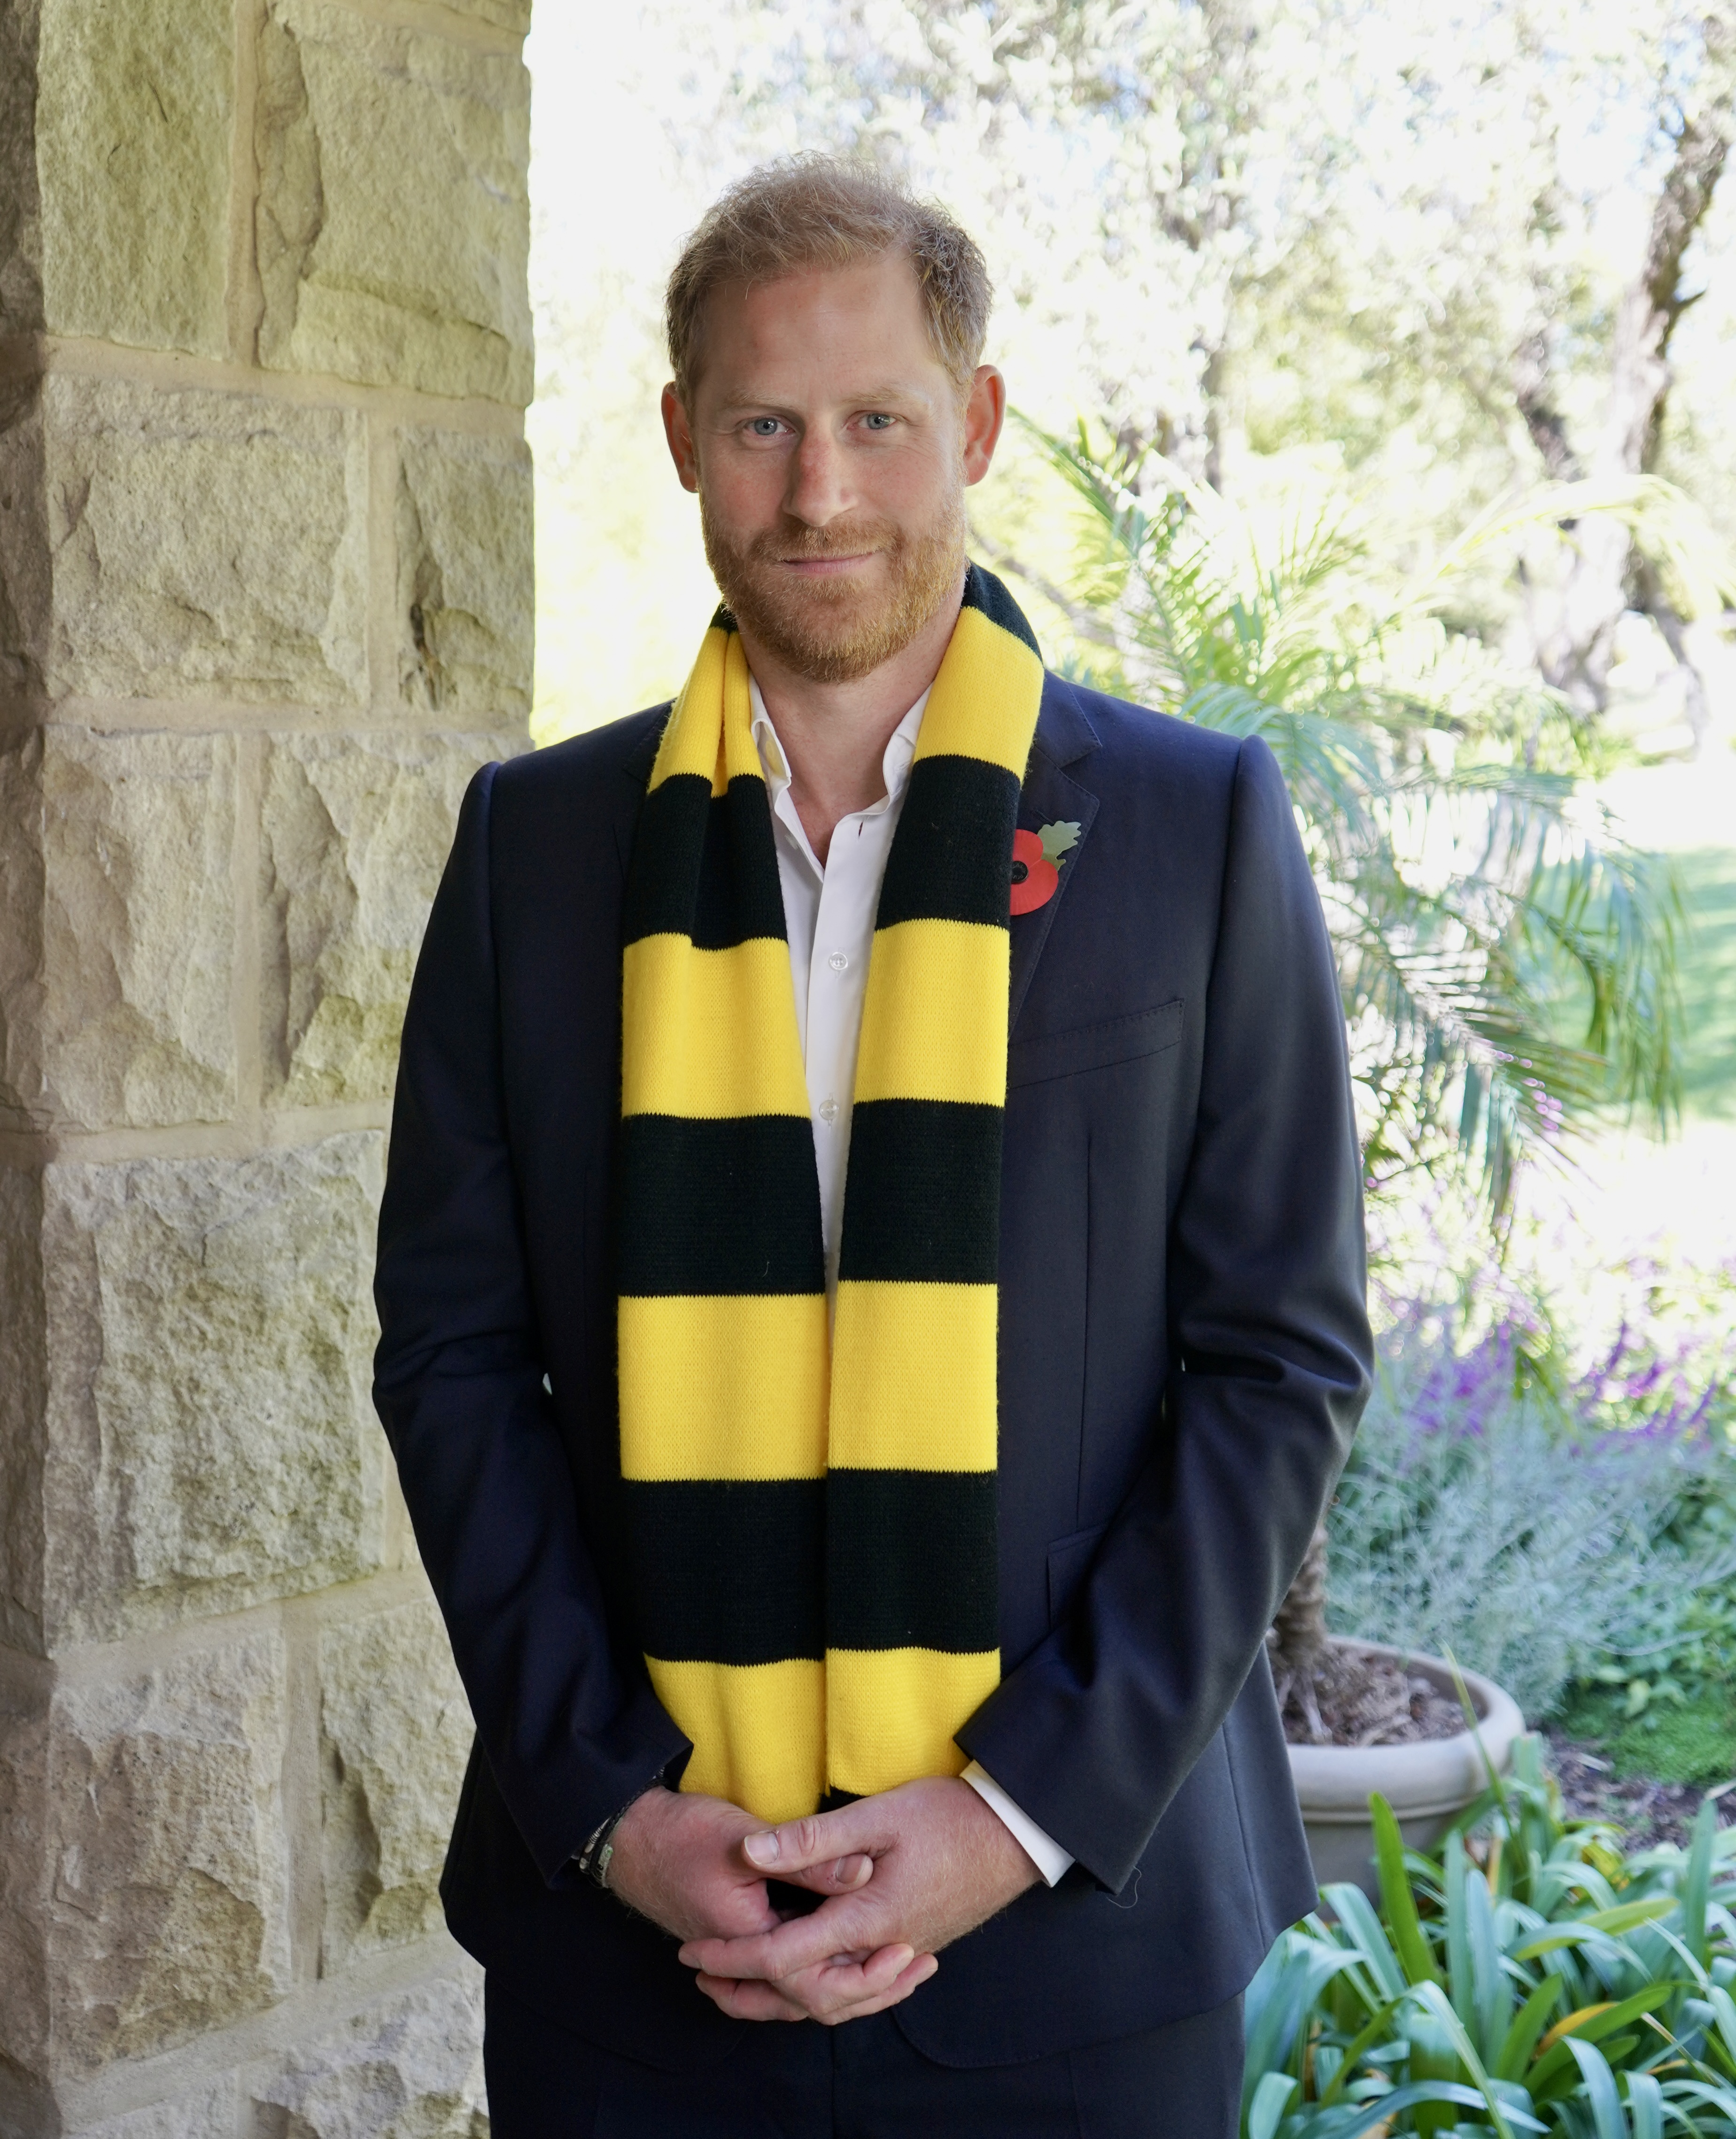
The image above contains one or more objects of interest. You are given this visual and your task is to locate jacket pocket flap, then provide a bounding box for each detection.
[1008,999,1183,1090]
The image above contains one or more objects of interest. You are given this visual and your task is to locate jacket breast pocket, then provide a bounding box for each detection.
[1008,999,1183,1090]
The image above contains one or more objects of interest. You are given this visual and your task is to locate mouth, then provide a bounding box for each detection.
[775,550,882,577]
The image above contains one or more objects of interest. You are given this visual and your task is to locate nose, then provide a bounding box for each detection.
[783,425,852,530]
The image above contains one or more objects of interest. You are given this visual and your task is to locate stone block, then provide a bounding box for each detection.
[0,1168,47,1654]
[0,2062,54,2139]
[44,1633,292,2076]
[0,733,47,1130]
[448,0,532,26]
[0,1663,51,2080]
[75,2076,237,2139]
[27,729,232,1130]
[35,0,232,354]
[256,0,532,404]
[0,0,43,338]
[260,732,519,1109]
[38,1136,386,1647]
[0,373,368,708]
[319,1597,475,1970]
[397,430,534,723]
[252,1973,488,2139]
[0,375,52,698]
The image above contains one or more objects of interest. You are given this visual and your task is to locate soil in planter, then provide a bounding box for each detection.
[1277,1641,1468,1748]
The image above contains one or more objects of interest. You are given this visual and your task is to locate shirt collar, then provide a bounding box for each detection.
[748,675,930,815]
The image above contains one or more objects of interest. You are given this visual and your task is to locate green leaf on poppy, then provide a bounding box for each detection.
[1038,820,1081,867]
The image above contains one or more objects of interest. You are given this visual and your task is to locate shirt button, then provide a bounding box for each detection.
[827,950,849,973]
[818,1098,839,1125]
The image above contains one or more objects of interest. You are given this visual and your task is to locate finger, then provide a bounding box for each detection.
[779,1852,873,1896]
[776,1948,933,2025]
[812,1953,939,2025]
[728,1943,914,2023]
[741,1806,876,1876]
[693,1974,809,2022]
[680,1898,878,1982]
[694,1941,913,2019]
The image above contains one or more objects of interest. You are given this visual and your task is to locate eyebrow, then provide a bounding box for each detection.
[710,381,933,416]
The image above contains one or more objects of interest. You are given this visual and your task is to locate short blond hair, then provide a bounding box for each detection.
[666,156,992,406]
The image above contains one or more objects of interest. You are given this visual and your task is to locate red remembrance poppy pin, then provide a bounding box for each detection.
[1009,821,1081,915]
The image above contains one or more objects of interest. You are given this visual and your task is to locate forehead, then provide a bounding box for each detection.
[692,251,948,405]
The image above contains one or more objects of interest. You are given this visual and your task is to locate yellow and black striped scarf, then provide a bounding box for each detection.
[617,565,1045,1824]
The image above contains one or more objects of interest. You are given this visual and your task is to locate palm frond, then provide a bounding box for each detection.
[1006,411,1689,1218]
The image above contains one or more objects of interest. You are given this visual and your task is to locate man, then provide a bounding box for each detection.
[374,156,1371,2136]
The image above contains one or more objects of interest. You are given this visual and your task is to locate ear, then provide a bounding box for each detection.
[961,366,1006,487]
[662,384,700,494]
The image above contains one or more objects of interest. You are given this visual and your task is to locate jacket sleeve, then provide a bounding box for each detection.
[955,734,1372,1891]
[372,762,690,1883]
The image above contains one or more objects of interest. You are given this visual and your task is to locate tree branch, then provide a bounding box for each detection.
[1606,8,1736,476]
[1517,10,1736,714]
[1513,328,1583,485]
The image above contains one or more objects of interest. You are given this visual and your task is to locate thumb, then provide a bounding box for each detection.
[741,1807,872,1875]
[779,1851,875,1896]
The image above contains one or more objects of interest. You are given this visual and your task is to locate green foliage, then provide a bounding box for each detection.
[1326,1281,1736,1722]
[1558,1684,1736,1791]
[1670,849,1736,1123]
[530,2,1736,736]
[1246,1745,1736,2134]
[1021,414,1709,1212]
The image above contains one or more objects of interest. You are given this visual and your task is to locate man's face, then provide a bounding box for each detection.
[662,252,1003,683]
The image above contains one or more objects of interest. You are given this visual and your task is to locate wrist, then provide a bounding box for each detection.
[576,1774,670,1890]
[959,1763,1072,1889]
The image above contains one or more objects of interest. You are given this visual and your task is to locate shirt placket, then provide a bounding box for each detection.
[807,807,891,1283]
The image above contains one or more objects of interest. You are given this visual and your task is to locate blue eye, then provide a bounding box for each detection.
[862,413,894,430]
[750,417,782,436]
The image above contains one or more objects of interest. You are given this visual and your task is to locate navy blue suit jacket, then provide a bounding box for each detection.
[372,671,1372,2070]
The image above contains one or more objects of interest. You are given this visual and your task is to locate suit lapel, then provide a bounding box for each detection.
[612,681,1098,1033]
[1009,674,1101,1033]
[612,704,671,876]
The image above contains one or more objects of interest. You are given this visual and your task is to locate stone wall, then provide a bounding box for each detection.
[0,1,533,2130]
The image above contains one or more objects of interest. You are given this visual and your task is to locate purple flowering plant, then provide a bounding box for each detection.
[1327,1252,1736,1721]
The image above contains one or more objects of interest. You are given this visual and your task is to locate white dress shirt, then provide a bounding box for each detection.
[748,674,1074,1890]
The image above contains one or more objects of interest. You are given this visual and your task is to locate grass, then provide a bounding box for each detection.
[1556,1680,1736,1786]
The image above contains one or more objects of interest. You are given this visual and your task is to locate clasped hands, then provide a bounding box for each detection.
[604,1773,1042,2024]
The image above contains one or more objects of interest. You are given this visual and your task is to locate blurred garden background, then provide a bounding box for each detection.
[525,3,1736,1817]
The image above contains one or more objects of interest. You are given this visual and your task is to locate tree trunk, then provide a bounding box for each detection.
[1518,9,1736,717]
[1270,1524,1330,1679]
[1270,1523,1332,1741]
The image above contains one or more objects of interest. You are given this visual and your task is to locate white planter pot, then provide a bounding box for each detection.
[1286,1638,1527,1898]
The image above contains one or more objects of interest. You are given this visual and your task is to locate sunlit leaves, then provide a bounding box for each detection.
[1020,412,1690,1213]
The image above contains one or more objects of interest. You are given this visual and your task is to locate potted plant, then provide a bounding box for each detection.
[1270,1527,1525,1896]
[1243,1751,1734,2139]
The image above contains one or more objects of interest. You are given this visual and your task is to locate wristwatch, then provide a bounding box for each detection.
[575,1769,670,1889]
